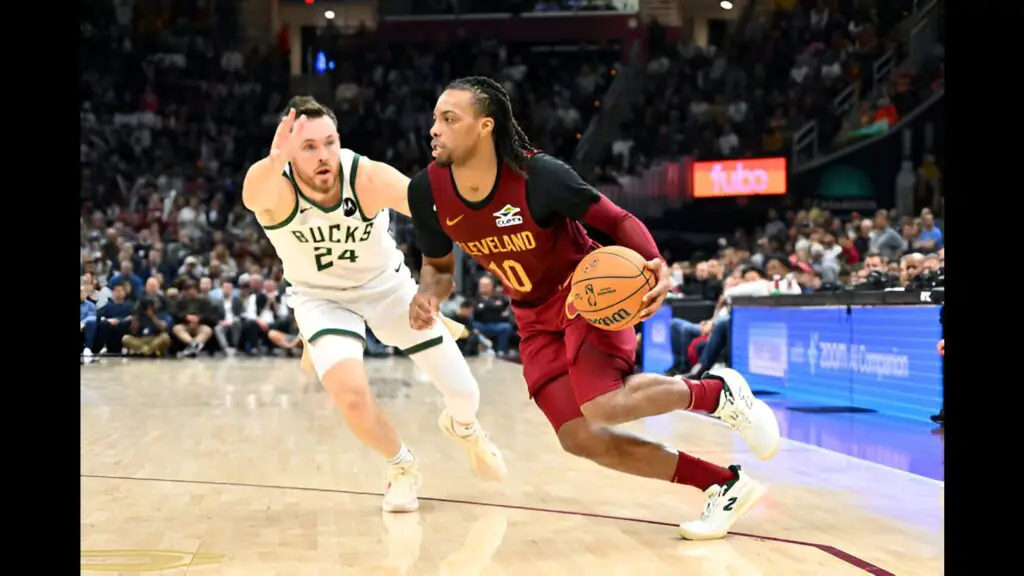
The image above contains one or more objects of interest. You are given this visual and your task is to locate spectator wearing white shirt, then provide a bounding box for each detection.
[83,271,113,308]
[212,281,246,355]
[242,279,299,355]
[820,235,842,262]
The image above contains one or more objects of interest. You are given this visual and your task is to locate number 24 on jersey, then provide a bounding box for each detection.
[314,246,359,271]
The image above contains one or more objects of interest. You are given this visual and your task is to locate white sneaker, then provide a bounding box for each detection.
[82,348,94,365]
[438,410,508,482]
[707,368,781,461]
[678,465,766,540]
[382,460,421,513]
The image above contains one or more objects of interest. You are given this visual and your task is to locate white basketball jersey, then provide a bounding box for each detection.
[260,148,404,292]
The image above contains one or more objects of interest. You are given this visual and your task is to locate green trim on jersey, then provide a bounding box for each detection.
[262,181,300,230]
[348,154,377,223]
[401,336,443,356]
[285,162,344,213]
[306,328,366,349]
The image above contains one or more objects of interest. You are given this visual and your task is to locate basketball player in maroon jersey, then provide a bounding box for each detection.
[406,77,781,539]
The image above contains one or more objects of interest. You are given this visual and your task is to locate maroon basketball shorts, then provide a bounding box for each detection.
[515,286,637,431]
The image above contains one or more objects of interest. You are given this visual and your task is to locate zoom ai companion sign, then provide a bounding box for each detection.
[730,306,942,421]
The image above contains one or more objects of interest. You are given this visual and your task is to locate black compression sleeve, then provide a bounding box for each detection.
[525,154,601,225]
[407,169,454,258]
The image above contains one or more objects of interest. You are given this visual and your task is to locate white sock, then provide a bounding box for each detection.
[386,444,414,466]
[407,336,481,424]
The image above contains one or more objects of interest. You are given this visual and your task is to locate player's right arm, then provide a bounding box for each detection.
[242,110,308,218]
[407,169,455,330]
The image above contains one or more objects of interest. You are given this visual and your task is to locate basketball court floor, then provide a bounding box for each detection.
[81,357,943,575]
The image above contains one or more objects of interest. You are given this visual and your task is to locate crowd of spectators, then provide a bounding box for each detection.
[592,0,945,184]
[659,203,944,379]
[81,0,302,363]
[80,2,943,376]
[318,39,620,177]
[80,0,624,363]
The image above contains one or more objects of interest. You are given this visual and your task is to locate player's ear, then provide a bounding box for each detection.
[479,117,494,135]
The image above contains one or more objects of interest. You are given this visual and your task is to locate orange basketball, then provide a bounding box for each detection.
[570,246,656,331]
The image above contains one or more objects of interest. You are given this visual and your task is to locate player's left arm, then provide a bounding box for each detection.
[354,156,412,217]
[527,154,671,319]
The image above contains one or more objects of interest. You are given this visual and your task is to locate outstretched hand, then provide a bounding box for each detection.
[269,108,309,166]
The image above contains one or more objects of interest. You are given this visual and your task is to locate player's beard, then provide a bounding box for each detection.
[435,143,467,168]
[297,166,339,196]
[433,145,454,167]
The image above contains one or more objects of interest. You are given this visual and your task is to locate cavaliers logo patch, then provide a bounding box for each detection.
[80,549,225,572]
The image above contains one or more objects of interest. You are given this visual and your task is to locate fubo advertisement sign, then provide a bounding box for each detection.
[690,158,788,199]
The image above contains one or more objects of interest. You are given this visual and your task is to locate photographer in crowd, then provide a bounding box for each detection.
[140,277,174,328]
[171,280,217,357]
[122,296,172,357]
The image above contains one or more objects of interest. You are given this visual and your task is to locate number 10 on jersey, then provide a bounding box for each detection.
[314,246,359,271]
[488,259,533,293]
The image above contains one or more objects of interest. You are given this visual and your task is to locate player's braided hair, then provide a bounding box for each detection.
[446,76,534,175]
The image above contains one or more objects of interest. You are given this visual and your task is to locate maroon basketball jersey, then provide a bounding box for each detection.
[427,162,598,306]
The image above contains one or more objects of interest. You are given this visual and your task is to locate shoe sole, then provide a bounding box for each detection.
[678,481,767,540]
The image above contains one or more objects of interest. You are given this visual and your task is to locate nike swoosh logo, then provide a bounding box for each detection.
[445,215,465,226]
[299,206,312,214]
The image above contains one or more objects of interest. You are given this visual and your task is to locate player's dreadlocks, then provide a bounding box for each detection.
[446,76,535,175]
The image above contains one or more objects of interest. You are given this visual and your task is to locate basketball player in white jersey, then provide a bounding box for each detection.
[242,96,506,512]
